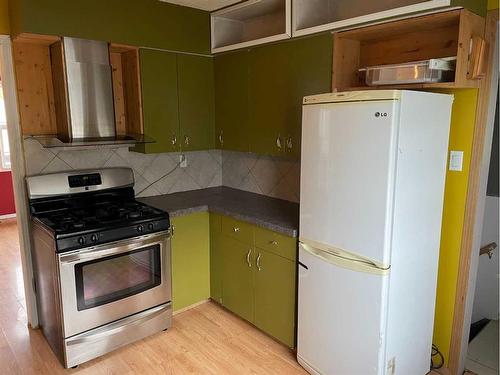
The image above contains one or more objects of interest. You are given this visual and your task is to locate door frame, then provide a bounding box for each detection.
[0,34,38,327]
[447,10,499,375]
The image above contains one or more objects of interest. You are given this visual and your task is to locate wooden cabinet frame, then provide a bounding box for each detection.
[332,9,485,91]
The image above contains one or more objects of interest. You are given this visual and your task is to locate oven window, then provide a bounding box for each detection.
[75,245,161,311]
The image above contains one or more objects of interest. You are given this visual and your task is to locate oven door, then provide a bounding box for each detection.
[58,231,171,338]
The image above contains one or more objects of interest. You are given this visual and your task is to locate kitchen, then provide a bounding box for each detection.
[0,0,497,374]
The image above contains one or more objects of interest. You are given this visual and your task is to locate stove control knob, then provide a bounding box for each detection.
[90,234,98,243]
[137,225,144,233]
[78,237,85,245]
[148,223,154,231]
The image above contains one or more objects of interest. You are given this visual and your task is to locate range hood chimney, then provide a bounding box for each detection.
[51,37,117,143]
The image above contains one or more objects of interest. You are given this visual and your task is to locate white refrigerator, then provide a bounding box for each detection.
[297,90,453,375]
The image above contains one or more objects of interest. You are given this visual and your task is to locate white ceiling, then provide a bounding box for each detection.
[159,0,241,11]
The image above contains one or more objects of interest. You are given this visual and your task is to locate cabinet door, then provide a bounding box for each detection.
[254,249,296,348]
[171,213,210,312]
[209,213,223,304]
[286,34,333,159]
[221,236,254,323]
[138,49,180,153]
[248,41,295,156]
[177,54,215,151]
[214,50,250,152]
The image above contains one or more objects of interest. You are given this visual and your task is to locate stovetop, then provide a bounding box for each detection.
[30,187,170,253]
[36,200,166,235]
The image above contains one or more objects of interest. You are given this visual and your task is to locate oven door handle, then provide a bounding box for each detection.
[59,231,169,264]
[66,303,171,346]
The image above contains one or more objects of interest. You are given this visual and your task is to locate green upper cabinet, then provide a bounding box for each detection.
[245,34,332,159]
[254,248,296,348]
[136,49,180,154]
[137,50,216,154]
[214,50,250,152]
[171,212,210,312]
[177,54,215,151]
[248,41,295,157]
[287,34,333,158]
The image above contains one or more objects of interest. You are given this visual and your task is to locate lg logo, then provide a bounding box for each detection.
[375,112,388,118]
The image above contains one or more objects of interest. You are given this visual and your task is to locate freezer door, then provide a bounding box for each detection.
[300,100,399,266]
[297,243,389,375]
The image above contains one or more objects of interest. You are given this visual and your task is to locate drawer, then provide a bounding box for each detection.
[221,216,254,245]
[254,226,297,262]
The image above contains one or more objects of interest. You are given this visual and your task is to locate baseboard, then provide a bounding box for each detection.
[173,299,210,316]
[0,213,16,220]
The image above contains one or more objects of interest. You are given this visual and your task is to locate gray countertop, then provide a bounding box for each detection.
[138,187,299,237]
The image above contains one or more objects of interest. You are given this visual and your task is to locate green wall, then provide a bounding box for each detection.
[8,0,210,54]
[0,0,9,34]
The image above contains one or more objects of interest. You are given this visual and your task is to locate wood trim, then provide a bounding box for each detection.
[448,9,498,375]
[0,35,38,327]
[173,299,210,316]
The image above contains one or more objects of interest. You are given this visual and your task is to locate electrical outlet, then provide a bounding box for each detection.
[179,154,187,168]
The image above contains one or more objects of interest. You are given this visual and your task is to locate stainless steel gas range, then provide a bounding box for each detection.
[27,168,172,368]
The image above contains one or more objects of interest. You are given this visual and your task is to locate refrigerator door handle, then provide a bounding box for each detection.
[299,242,390,276]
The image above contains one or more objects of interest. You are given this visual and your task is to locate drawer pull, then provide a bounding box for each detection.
[269,240,278,246]
[256,253,262,271]
[233,227,240,233]
[246,249,252,267]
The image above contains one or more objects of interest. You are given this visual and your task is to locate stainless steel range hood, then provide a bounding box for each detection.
[41,37,149,147]
[63,37,116,140]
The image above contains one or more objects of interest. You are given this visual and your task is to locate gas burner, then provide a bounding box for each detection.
[128,211,141,219]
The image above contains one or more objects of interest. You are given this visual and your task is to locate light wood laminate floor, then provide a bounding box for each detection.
[0,218,307,374]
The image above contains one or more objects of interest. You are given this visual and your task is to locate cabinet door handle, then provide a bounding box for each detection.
[218,131,224,146]
[246,249,252,268]
[184,135,190,145]
[276,134,282,150]
[256,252,262,271]
[171,134,177,146]
[233,227,240,233]
[269,240,278,246]
[286,136,293,152]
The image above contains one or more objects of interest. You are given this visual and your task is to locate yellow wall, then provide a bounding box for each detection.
[0,0,8,34]
[488,0,499,9]
[432,89,478,364]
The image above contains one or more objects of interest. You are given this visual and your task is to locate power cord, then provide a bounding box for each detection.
[135,161,181,196]
[430,344,444,370]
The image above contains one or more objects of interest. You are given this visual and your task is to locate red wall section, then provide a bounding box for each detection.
[0,171,15,216]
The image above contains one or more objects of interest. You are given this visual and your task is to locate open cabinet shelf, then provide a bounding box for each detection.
[12,33,145,142]
[211,0,291,53]
[109,44,144,137]
[292,0,457,37]
[332,9,486,91]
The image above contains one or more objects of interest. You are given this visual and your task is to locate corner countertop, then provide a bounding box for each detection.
[138,187,299,237]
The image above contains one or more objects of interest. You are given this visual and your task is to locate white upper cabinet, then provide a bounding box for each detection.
[292,0,452,37]
[211,0,291,53]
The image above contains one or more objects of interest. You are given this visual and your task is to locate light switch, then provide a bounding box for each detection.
[449,151,464,171]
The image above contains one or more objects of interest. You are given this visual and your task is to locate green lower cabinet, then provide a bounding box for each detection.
[254,248,296,348]
[221,236,255,323]
[171,212,210,312]
[209,213,223,304]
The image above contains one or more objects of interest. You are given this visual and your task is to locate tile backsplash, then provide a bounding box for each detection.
[23,138,300,202]
[222,151,300,203]
[23,138,222,197]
